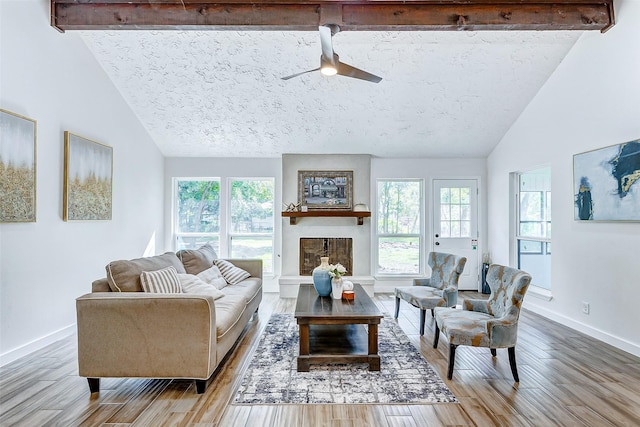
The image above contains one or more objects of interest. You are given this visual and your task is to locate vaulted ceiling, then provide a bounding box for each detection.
[53,1,615,158]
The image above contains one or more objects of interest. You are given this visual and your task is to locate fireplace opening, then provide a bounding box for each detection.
[299,238,353,276]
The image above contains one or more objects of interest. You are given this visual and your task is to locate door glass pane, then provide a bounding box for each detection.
[450,205,461,221]
[441,221,451,238]
[378,236,420,274]
[461,205,470,220]
[177,180,220,233]
[460,221,470,237]
[440,188,450,204]
[440,205,450,220]
[450,188,460,204]
[450,221,460,237]
[460,187,470,204]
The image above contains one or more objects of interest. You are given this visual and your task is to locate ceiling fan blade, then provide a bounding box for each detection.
[319,25,335,61]
[337,62,382,83]
[281,68,320,80]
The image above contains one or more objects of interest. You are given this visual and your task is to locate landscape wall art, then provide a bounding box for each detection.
[0,109,37,223]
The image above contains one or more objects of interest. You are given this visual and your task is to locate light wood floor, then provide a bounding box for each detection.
[1,292,639,426]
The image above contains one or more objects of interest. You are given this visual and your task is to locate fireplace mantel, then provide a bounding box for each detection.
[282,211,371,225]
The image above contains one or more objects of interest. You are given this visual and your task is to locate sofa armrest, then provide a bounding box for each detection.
[225,259,263,280]
[76,292,217,380]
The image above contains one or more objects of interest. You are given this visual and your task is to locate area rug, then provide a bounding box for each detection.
[232,313,457,404]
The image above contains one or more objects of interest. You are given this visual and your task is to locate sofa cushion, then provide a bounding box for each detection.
[176,243,218,275]
[214,294,248,339]
[220,277,262,305]
[197,265,228,290]
[140,266,182,293]
[214,259,251,285]
[106,252,187,292]
[178,273,224,300]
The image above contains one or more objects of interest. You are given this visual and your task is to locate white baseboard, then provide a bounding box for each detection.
[0,324,76,367]
[524,305,640,358]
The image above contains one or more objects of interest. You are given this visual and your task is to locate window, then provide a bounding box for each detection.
[229,178,275,274]
[515,168,551,290]
[376,180,422,275]
[175,178,220,252]
[174,177,275,275]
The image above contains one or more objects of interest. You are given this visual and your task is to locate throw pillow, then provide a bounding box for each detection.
[140,266,182,293]
[213,259,251,285]
[176,243,218,275]
[197,265,228,290]
[177,274,225,300]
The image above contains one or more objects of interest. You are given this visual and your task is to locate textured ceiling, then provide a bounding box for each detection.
[79,30,581,158]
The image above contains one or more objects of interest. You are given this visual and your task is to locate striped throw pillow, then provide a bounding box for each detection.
[140,266,182,293]
[213,259,251,285]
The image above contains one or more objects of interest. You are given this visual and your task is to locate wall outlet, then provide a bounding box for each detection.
[582,301,590,314]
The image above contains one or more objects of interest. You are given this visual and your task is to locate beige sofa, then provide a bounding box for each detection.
[76,245,262,394]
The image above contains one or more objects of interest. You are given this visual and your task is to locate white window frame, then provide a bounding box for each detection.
[375,179,424,277]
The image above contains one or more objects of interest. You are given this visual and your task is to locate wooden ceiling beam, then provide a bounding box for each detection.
[50,0,615,33]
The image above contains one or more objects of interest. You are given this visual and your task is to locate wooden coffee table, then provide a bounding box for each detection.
[294,283,383,371]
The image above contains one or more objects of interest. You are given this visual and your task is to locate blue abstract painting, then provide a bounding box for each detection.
[573,139,640,221]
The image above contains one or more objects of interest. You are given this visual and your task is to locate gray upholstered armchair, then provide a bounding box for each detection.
[394,252,467,335]
[433,264,532,381]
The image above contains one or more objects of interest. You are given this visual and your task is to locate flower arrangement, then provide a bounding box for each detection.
[327,263,347,279]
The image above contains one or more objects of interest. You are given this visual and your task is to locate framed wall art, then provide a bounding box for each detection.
[573,138,640,221]
[63,131,113,221]
[298,170,353,210]
[0,108,37,223]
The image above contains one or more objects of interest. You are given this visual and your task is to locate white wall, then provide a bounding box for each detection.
[487,0,640,356]
[371,158,487,291]
[164,157,282,292]
[0,0,165,365]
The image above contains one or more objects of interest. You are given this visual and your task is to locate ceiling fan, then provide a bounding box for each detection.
[281,24,382,83]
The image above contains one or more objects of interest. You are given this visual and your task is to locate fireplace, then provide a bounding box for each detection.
[299,238,353,276]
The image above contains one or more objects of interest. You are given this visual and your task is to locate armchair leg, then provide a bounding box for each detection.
[431,308,435,317]
[87,378,100,393]
[394,297,400,319]
[490,348,497,357]
[508,346,519,382]
[433,323,440,348]
[447,344,457,380]
[419,309,426,335]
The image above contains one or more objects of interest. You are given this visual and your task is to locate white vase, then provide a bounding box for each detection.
[331,277,343,299]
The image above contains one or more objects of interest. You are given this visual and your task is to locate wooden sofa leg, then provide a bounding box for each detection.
[394,297,400,319]
[490,348,497,357]
[433,324,440,348]
[87,378,100,393]
[508,346,520,382]
[195,379,207,394]
[447,344,457,380]
[419,309,426,335]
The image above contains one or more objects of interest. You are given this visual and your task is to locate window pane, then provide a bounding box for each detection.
[518,239,551,290]
[230,236,273,274]
[378,236,420,274]
[377,181,421,234]
[520,222,543,238]
[230,179,274,234]
[520,191,543,221]
[460,188,470,204]
[177,180,220,233]
[176,236,219,252]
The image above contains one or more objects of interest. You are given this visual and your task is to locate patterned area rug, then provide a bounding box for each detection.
[233,313,457,404]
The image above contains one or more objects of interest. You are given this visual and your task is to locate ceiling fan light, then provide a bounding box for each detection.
[320,65,337,76]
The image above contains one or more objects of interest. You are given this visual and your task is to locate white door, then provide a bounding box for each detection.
[433,179,479,291]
